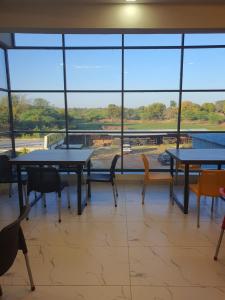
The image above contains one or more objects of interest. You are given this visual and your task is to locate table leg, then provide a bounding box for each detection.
[184,163,189,214]
[170,156,174,177]
[218,164,221,170]
[77,165,82,215]
[17,165,24,213]
[87,159,91,198]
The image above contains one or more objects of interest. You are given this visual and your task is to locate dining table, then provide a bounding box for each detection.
[10,149,93,215]
[166,148,225,214]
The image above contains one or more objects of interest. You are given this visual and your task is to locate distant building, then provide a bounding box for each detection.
[189,133,225,149]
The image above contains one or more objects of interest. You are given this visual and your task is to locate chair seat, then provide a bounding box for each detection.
[147,172,172,182]
[87,173,111,183]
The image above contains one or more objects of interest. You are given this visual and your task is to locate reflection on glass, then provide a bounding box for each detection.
[66,50,121,90]
[183,49,225,89]
[124,50,181,90]
[123,134,177,169]
[185,34,225,45]
[15,34,62,47]
[124,93,179,131]
[8,50,64,90]
[65,34,121,47]
[67,133,121,169]
[0,49,7,89]
[125,34,182,46]
[67,93,121,131]
[181,92,225,131]
[0,91,9,131]
[12,93,65,131]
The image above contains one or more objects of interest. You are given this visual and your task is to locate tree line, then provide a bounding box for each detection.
[0,94,225,131]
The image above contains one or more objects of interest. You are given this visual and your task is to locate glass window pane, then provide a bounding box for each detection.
[185,33,225,45]
[125,50,181,90]
[0,49,7,89]
[0,91,9,132]
[8,50,64,90]
[15,33,62,47]
[183,49,225,89]
[124,92,179,131]
[66,50,121,90]
[181,92,225,131]
[65,34,121,47]
[123,134,177,170]
[12,93,65,131]
[67,93,121,130]
[15,132,66,155]
[0,134,12,155]
[66,133,121,169]
[125,34,182,46]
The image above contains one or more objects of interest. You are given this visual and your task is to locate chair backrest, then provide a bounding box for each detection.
[0,206,30,276]
[198,170,225,197]
[110,155,120,177]
[27,167,61,194]
[141,154,150,178]
[0,155,12,182]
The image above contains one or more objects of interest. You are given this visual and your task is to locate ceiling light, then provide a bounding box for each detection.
[126,0,137,2]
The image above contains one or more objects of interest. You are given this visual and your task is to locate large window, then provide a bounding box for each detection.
[3,33,225,170]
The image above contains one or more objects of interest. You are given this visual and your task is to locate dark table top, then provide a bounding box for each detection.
[10,149,93,165]
[166,148,225,164]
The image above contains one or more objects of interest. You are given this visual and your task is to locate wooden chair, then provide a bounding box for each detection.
[189,170,225,228]
[141,154,174,205]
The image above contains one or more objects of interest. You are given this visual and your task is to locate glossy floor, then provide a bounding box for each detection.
[0,181,225,300]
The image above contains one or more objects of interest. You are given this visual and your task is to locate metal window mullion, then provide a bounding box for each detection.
[4,48,16,156]
[121,34,125,174]
[176,34,185,149]
[62,34,69,148]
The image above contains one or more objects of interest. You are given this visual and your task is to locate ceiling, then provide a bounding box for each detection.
[2,0,225,3]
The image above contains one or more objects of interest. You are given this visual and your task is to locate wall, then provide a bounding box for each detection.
[0,2,225,32]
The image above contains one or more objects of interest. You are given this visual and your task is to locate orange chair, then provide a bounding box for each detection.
[141,154,173,205]
[214,188,225,261]
[189,170,225,228]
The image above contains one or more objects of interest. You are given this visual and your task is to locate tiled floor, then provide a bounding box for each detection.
[0,181,225,299]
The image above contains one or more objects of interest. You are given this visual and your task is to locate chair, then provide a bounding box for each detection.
[175,160,201,184]
[141,154,173,205]
[0,155,27,198]
[26,167,71,222]
[189,170,225,228]
[214,216,225,261]
[86,155,120,207]
[0,205,35,296]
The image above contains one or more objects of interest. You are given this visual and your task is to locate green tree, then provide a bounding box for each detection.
[107,104,121,120]
[144,103,166,120]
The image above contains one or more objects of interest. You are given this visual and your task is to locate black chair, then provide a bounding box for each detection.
[0,205,35,296]
[86,155,120,207]
[0,155,27,198]
[26,167,70,222]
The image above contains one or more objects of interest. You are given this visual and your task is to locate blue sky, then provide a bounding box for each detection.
[2,33,225,108]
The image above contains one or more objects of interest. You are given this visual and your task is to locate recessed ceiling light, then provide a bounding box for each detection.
[126,0,137,2]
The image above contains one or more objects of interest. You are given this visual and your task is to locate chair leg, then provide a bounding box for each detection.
[24,253,35,291]
[197,195,201,228]
[66,186,71,209]
[169,182,174,205]
[26,193,30,221]
[9,183,12,198]
[0,284,2,296]
[211,197,214,214]
[112,184,117,207]
[42,193,47,208]
[114,179,119,197]
[214,228,225,261]
[57,194,62,223]
[142,182,146,205]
